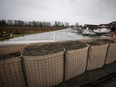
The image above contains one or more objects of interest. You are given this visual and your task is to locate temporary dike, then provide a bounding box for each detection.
[86,40,108,70]
[0,53,25,87]
[105,43,116,64]
[22,43,64,87]
[59,41,88,80]
[0,39,116,87]
[87,39,116,70]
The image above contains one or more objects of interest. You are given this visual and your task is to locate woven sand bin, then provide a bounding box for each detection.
[23,42,64,87]
[0,52,25,87]
[60,41,88,81]
[101,39,116,64]
[86,39,108,70]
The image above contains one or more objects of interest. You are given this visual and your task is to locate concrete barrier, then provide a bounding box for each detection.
[65,47,88,80]
[0,57,25,87]
[23,51,64,87]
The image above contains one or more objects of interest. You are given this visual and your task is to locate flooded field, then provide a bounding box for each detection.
[0,28,97,46]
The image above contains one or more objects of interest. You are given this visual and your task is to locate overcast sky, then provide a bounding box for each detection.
[0,0,116,25]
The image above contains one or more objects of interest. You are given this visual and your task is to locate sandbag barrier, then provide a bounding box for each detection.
[86,39,116,70]
[0,57,25,87]
[64,47,89,80]
[23,52,64,87]
[0,39,116,87]
[59,41,88,80]
[87,44,108,70]
[105,43,116,64]
[22,43,65,87]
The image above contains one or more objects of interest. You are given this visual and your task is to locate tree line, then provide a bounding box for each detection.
[0,19,69,27]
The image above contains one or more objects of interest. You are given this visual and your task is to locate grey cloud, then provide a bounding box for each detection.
[0,0,116,25]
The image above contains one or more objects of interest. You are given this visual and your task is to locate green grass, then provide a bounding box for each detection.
[0,32,27,41]
[0,30,57,41]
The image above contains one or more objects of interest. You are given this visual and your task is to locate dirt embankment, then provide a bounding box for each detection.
[0,52,21,60]
[59,41,87,50]
[86,39,115,46]
[1,39,116,59]
[23,43,64,56]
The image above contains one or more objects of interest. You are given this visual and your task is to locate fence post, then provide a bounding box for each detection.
[21,56,29,87]
[85,45,90,71]
[103,44,110,66]
[63,48,67,87]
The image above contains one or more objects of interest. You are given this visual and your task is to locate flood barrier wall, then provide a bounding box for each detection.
[0,41,116,87]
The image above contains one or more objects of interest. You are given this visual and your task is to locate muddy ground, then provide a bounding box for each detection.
[23,42,64,56]
[59,41,87,50]
[0,52,21,60]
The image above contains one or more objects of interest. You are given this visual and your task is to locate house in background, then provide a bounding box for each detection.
[84,21,116,30]
[84,24,99,30]
[100,21,116,29]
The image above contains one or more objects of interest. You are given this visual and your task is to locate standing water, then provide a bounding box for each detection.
[0,28,91,46]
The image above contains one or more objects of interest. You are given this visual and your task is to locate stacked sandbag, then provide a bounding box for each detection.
[0,52,25,87]
[60,41,88,81]
[100,39,116,64]
[86,39,108,70]
[22,43,64,87]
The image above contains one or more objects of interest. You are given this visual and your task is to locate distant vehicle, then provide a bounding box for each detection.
[82,29,96,36]
[82,27,96,36]
[93,27,111,35]
[77,27,83,33]
[71,26,78,30]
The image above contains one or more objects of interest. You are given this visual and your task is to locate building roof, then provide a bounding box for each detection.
[84,24,99,29]
[109,21,116,25]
